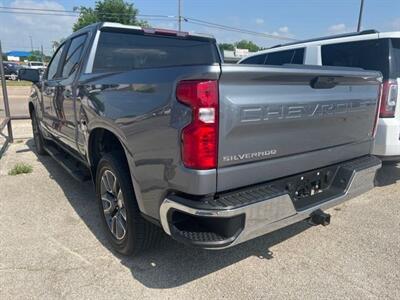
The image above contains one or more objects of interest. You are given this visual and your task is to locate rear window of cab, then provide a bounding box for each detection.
[92,31,220,73]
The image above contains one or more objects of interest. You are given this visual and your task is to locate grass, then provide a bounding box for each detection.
[8,163,33,176]
[2,80,32,87]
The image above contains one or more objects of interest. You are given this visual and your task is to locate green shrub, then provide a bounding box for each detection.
[8,163,33,175]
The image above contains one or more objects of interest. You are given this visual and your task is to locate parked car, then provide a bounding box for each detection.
[3,61,22,80]
[20,22,382,256]
[26,61,45,72]
[239,30,400,161]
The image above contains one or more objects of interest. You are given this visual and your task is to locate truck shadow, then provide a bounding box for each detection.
[374,161,400,187]
[27,139,312,289]
[121,221,311,289]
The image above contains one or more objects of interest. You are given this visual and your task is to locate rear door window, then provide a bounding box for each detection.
[62,34,87,78]
[321,39,389,78]
[264,48,305,65]
[240,48,304,65]
[92,31,220,73]
[240,54,267,64]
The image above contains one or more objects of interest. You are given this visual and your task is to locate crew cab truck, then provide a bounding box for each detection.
[20,22,382,256]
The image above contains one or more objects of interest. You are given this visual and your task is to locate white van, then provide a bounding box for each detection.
[239,30,400,160]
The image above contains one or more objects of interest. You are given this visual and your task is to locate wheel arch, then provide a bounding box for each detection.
[87,127,131,176]
[87,126,146,214]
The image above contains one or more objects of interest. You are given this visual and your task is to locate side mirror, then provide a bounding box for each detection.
[18,68,40,83]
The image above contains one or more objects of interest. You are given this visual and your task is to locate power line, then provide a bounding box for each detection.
[185,18,296,41]
[0,5,296,41]
[2,47,53,51]
[0,5,174,18]
[0,10,175,23]
[0,10,77,17]
[0,44,55,49]
[0,5,77,14]
[0,9,173,20]
[0,5,76,13]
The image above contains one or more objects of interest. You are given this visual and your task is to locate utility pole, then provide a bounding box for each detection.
[29,35,33,52]
[178,0,182,31]
[357,0,364,32]
[41,44,44,62]
[0,40,14,143]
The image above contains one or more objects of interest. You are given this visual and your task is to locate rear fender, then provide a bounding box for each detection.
[86,123,146,215]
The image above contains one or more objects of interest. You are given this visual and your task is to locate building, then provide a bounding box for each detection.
[222,48,250,63]
[5,51,31,62]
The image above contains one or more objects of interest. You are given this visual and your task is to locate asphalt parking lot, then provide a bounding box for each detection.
[0,119,399,299]
[0,85,30,117]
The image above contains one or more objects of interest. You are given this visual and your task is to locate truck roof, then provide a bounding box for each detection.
[239,29,400,63]
[270,29,379,49]
[74,22,216,41]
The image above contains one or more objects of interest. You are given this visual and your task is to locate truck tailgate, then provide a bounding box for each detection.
[217,65,381,191]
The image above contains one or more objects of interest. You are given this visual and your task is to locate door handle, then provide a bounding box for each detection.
[310,76,338,89]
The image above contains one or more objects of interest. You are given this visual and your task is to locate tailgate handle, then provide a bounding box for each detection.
[310,76,338,89]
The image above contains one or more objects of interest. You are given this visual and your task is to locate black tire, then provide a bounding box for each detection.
[96,152,161,256]
[31,112,47,155]
[10,73,18,81]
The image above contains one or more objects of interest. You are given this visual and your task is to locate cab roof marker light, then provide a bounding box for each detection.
[143,27,189,37]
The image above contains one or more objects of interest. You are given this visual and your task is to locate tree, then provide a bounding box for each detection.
[218,40,264,53]
[218,43,235,52]
[235,40,264,52]
[27,50,44,62]
[51,40,64,52]
[73,0,148,32]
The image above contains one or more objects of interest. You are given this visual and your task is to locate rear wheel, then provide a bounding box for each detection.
[96,152,161,256]
[31,112,47,155]
[10,73,17,81]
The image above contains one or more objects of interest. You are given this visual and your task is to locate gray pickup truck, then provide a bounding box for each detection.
[20,22,382,256]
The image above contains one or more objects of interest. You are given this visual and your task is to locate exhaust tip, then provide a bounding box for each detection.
[310,209,331,226]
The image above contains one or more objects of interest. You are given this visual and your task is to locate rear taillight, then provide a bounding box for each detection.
[372,83,383,137]
[379,80,398,118]
[176,80,218,169]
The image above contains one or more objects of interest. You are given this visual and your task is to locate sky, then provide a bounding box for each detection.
[1,0,400,55]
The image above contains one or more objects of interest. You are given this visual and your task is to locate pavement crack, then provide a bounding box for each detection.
[48,236,92,266]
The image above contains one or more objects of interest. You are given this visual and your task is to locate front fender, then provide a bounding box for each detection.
[28,85,40,116]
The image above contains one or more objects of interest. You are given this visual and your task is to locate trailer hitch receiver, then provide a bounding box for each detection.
[310,209,331,226]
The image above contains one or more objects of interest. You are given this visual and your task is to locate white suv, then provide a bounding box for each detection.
[27,61,45,71]
[239,30,400,160]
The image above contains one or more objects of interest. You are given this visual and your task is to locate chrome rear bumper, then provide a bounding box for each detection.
[160,156,381,249]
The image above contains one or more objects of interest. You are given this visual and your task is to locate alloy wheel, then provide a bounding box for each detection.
[100,170,127,240]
